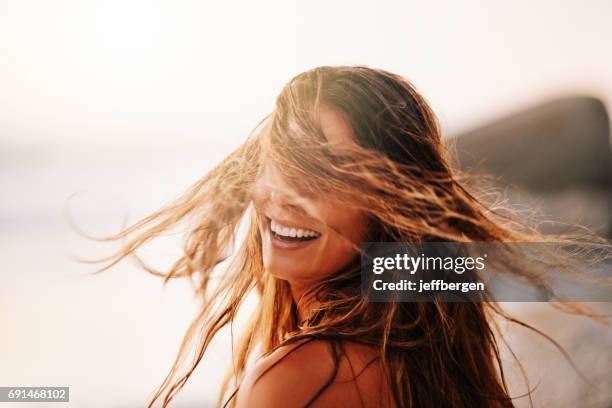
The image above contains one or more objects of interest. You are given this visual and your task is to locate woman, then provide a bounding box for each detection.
[94,65,605,407]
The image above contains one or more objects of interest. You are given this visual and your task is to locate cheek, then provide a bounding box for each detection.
[252,177,270,208]
[315,204,369,274]
[324,204,369,244]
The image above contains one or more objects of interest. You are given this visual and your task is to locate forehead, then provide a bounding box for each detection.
[318,105,357,146]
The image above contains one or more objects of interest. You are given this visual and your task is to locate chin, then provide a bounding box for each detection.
[262,258,314,282]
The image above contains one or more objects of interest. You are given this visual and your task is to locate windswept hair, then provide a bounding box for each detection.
[87,65,609,407]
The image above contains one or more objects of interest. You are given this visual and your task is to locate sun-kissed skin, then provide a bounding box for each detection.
[235,339,394,408]
[239,107,395,407]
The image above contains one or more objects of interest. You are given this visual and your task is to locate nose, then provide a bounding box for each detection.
[253,164,304,209]
[256,179,301,208]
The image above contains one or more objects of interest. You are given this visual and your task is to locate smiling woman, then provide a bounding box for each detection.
[253,118,370,295]
[93,65,608,408]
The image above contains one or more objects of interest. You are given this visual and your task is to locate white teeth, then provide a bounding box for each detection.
[269,218,320,239]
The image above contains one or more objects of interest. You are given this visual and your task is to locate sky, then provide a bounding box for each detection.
[1,0,611,158]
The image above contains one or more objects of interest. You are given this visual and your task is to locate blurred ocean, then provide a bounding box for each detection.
[0,150,236,407]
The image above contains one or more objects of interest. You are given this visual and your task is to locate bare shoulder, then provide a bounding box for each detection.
[235,339,395,408]
[234,339,335,408]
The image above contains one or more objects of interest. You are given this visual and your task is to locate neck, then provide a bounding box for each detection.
[289,281,319,323]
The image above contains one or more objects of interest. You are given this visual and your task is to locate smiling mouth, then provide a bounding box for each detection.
[266,217,321,243]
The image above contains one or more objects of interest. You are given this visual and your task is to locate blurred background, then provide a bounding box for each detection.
[1,0,611,406]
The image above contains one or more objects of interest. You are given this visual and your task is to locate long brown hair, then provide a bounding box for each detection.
[89,65,608,407]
